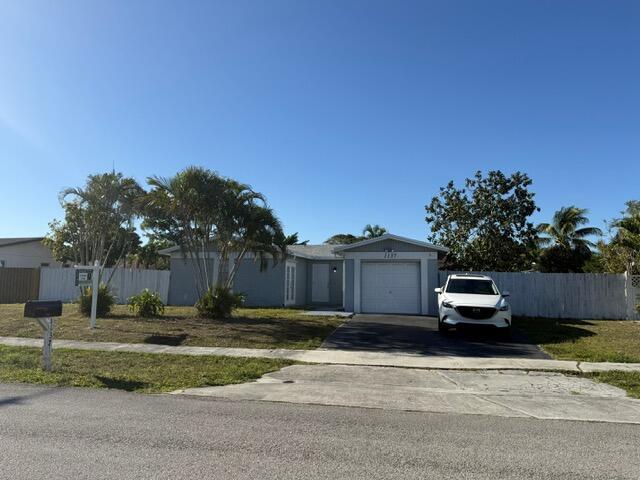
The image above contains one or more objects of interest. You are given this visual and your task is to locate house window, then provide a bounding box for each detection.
[0,260,5,268]
[40,263,50,267]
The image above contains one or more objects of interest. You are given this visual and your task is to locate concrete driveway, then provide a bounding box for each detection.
[321,314,549,359]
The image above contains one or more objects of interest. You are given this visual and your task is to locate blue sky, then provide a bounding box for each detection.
[1,0,638,244]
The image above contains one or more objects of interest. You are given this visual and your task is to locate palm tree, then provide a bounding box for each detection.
[362,224,387,239]
[537,206,602,250]
[144,166,285,296]
[58,172,144,278]
[225,203,285,289]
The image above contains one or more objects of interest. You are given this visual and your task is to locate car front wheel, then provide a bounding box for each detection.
[438,317,450,333]
[497,325,512,339]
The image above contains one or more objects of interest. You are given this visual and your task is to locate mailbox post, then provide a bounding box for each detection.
[24,301,63,372]
[75,261,100,329]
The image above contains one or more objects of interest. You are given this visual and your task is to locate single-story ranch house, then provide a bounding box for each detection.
[161,234,448,315]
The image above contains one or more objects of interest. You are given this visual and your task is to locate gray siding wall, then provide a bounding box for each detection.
[306,260,343,306]
[168,258,215,306]
[344,239,431,253]
[343,259,354,311]
[234,258,285,307]
[426,258,439,315]
[294,257,308,306]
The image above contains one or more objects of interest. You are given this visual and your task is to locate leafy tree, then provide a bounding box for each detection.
[362,224,387,239]
[44,172,144,274]
[425,170,539,271]
[142,166,285,299]
[127,238,172,270]
[536,206,602,272]
[324,225,388,245]
[538,245,593,273]
[324,234,361,245]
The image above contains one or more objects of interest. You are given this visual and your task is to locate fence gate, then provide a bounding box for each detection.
[628,274,640,320]
[0,268,40,303]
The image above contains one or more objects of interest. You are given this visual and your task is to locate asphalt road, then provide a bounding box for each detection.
[322,315,549,358]
[1,383,639,479]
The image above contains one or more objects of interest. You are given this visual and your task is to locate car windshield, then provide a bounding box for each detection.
[446,279,498,295]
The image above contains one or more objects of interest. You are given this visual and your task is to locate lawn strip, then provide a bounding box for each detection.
[514,317,640,363]
[0,344,293,393]
[0,304,343,350]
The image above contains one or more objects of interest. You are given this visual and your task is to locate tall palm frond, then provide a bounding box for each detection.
[537,206,602,249]
[362,224,387,239]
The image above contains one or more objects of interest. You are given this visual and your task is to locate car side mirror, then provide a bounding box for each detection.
[502,291,510,297]
[434,287,442,294]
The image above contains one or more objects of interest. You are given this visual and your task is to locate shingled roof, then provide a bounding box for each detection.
[0,237,44,248]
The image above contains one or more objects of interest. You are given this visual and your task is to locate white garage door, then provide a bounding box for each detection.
[361,262,421,314]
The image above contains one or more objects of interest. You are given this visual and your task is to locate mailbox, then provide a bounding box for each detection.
[24,300,63,318]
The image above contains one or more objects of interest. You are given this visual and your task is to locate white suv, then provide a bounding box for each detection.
[434,274,511,335]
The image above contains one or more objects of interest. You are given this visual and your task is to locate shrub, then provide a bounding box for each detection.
[195,286,244,319]
[128,289,165,318]
[78,284,115,317]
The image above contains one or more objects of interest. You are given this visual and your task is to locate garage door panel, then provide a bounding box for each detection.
[361,262,420,314]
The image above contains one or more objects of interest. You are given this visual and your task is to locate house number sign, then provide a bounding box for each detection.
[383,252,397,259]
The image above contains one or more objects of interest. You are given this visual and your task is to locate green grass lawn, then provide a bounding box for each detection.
[514,317,640,398]
[514,317,640,363]
[581,371,640,399]
[0,344,292,393]
[0,304,343,350]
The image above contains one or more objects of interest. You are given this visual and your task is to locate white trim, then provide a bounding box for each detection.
[420,258,429,314]
[333,233,448,253]
[342,251,437,260]
[353,258,361,312]
[284,260,297,306]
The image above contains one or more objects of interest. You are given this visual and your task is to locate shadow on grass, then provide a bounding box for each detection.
[513,317,597,344]
[144,334,188,346]
[95,376,149,392]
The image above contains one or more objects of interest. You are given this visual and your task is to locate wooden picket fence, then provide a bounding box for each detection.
[439,271,631,319]
[38,267,171,304]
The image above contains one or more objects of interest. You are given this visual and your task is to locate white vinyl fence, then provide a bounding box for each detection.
[439,271,635,320]
[39,267,171,304]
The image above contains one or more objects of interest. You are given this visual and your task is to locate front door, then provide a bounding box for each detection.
[311,264,330,303]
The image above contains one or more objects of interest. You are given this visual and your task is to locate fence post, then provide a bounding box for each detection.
[626,271,639,320]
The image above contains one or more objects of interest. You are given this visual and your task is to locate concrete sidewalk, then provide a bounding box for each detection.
[175,364,640,424]
[2,335,640,373]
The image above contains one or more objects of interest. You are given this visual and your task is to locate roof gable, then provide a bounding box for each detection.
[333,233,448,253]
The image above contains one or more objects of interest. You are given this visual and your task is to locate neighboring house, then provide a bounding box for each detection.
[161,233,447,315]
[0,237,62,268]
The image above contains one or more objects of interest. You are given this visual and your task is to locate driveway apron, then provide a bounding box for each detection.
[321,314,549,359]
